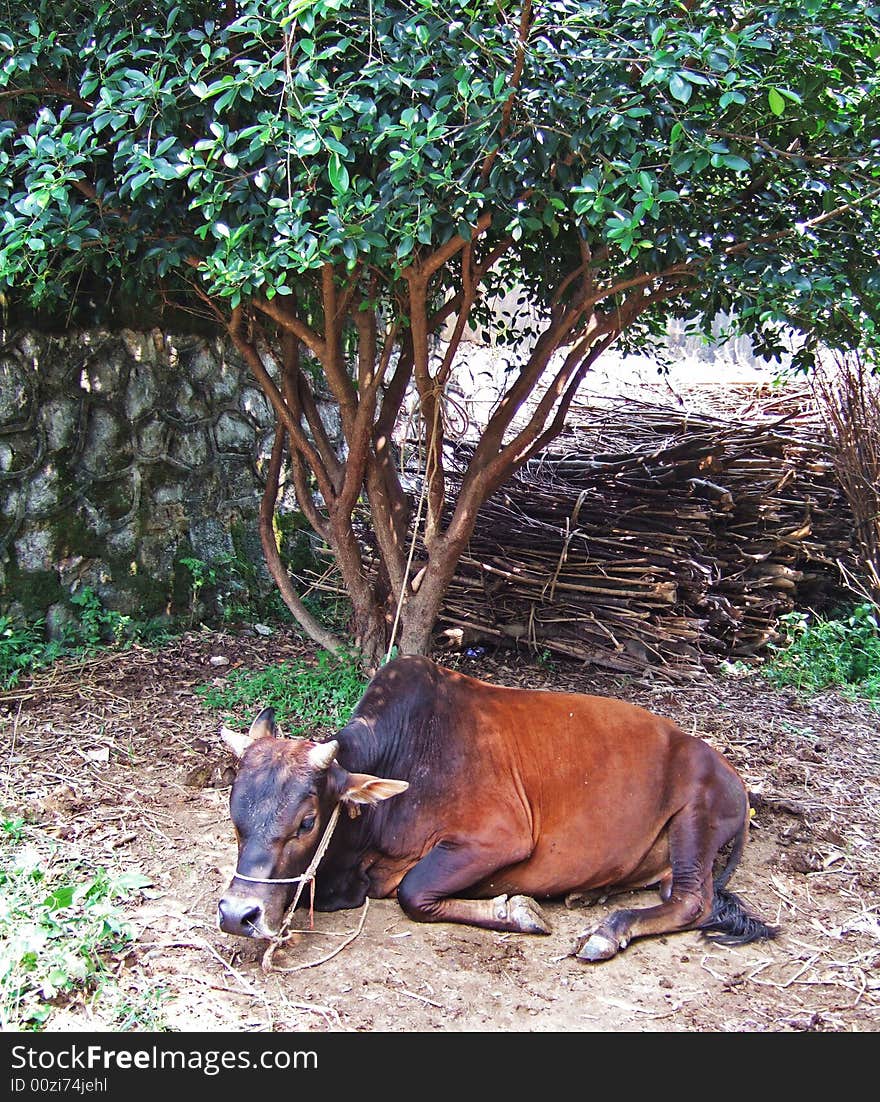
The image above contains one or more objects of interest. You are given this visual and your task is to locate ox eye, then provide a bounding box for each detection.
[298,815,316,835]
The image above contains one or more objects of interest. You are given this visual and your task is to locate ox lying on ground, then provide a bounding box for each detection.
[218,656,776,961]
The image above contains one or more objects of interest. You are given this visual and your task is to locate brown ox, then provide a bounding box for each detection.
[218,655,775,961]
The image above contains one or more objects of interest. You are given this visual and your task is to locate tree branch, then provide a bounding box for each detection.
[446,280,689,548]
[425,234,515,338]
[287,359,345,492]
[319,262,359,436]
[275,332,336,535]
[259,423,343,653]
[253,294,327,363]
[479,0,533,183]
[227,309,338,509]
[410,210,495,281]
[407,276,447,544]
[336,305,383,517]
[435,243,477,389]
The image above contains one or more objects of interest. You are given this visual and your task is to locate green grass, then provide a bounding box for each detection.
[1,556,351,692]
[0,820,166,1031]
[0,590,174,690]
[197,648,367,734]
[762,603,880,703]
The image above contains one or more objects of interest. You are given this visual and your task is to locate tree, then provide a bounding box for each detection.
[2,1,879,663]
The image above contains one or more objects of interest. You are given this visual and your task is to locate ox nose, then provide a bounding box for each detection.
[218,895,265,937]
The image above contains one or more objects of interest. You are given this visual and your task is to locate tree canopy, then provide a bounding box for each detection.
[2,1,879,659]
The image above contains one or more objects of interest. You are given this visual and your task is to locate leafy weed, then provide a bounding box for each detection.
[197,649,366,735]
[762,603,880,704]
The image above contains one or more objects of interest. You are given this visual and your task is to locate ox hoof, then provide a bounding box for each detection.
[508,895,552,935]
[574,931,619,962]
[564,889,607,910]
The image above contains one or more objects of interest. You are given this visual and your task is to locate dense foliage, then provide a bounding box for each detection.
[763,603,880,702]
[3,2,879,657]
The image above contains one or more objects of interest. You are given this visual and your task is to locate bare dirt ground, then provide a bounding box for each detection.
[3,628,879,1033]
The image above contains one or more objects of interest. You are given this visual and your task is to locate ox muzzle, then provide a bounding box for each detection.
[218,869,312,939]
[217,889,282,939]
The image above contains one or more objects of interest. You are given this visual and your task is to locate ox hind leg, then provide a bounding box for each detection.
[396,840,551,935]
[574,802,736,963]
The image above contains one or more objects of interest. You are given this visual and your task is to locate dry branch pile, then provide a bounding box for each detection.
[810,355,880,607]
[432,392,855,679]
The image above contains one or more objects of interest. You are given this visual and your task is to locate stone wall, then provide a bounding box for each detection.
[0,329,285,632]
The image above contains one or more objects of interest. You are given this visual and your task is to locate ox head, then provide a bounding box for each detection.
[217,707,409,939]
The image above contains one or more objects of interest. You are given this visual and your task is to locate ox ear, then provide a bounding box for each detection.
[247,706,279,741]
[341,772,410,807]
[221,707,279,759]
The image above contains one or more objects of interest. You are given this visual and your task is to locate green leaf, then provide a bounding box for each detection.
[0,0,877,366]
[155,136,177,157]
[43,885,75,910]
[109,871,153,895]
[328,154,350,193]
[292,131,321,156]
[151,158,179,180]
[719,90,747,109]
[669,73,693,104]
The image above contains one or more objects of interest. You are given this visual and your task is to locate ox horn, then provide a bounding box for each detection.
[308,739,339,771]
[221,725,256,760]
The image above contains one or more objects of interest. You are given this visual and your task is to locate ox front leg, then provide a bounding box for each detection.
[396,840,551,935]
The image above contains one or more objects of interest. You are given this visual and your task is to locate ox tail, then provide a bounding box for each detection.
[712,816,748,892]
[700,806,778,945]
[700,888,778,945]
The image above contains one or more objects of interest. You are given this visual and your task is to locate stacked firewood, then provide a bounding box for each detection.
[433,394,855,678]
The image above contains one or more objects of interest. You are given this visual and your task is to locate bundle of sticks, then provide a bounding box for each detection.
[430,393,855,678]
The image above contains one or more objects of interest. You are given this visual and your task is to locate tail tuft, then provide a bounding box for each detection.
[700,888,778,946]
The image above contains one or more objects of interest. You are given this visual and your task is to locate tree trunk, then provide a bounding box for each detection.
[350,594,390,671]
[394,538,465,656]
[396,599,438,657]
[232,220,671,669]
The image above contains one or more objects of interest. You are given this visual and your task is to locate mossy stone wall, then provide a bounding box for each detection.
[0,329,308,631]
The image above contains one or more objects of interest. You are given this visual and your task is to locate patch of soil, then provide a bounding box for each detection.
[3,630,879,1033]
